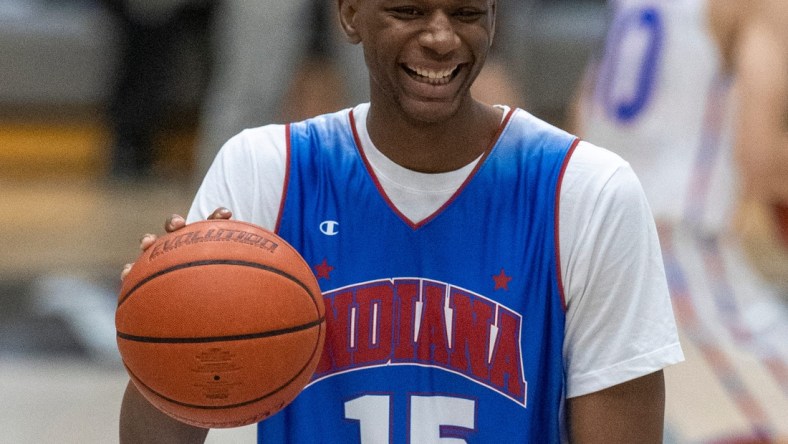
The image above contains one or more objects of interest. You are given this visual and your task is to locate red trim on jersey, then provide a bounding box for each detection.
[349,107,516,230]
[274,124,292,234]
[555,138,581,312]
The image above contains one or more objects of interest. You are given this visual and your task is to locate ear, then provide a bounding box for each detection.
[489,0,497,46]
[338,0,362,44]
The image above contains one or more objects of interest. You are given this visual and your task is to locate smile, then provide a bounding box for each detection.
[403,64,461,85]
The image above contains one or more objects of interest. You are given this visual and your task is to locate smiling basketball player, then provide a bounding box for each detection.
[119,1,683,442]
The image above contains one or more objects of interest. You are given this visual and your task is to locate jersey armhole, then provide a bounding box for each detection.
[555,137,582,311]
[274,123,292,234]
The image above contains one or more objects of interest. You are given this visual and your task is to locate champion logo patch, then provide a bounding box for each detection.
[320,220,340,236]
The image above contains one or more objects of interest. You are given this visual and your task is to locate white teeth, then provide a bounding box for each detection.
[412,66,455,80]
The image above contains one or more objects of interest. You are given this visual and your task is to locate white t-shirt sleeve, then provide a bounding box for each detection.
[187,125,288,230]
[559,141,684,398]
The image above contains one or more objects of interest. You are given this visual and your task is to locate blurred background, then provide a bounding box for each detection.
[0,0,619,442]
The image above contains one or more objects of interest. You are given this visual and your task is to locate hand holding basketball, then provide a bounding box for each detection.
[121,208,232,281]
[116,211,325,428]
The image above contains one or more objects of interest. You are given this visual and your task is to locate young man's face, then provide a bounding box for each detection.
[341,0,497,123]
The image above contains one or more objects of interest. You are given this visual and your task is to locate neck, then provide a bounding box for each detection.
[366,98,504,173]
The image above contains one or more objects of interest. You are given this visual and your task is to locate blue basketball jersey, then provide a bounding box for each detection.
[259,108,578,443]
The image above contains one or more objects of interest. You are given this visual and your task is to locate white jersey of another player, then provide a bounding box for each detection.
[579,0,737,235]
[578,1,788,442]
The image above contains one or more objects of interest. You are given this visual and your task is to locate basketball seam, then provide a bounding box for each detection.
[116,317,325,343]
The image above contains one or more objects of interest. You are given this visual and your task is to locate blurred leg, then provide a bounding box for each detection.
[107,10,173,178]
[195,0,311,179]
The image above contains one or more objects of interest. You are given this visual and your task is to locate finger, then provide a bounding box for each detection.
[208,207,233,220]
[140,233,157,251]
[121,263,133,281]
[165,214,186,232]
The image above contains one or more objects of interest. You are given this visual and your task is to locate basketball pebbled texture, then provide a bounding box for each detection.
[115,219,325,428]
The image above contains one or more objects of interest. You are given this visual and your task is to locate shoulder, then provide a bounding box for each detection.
[290,107,356,132]
[226,106,356,153]
[557,139,650,256]
[188,124,289,226]
[561,140,642,207]
[507,108,575,144]
[566,140,632,176]
[217,124,289,165]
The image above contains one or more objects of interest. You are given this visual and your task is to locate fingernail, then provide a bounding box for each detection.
[121,263,132,281]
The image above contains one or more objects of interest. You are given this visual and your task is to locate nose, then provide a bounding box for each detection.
[418,12,461,55]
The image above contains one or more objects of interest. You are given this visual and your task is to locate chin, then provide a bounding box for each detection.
[399,97,464,124]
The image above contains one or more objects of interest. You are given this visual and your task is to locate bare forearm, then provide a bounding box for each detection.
[567,371,666,444]
[734,9,788,203]
[120,381,209,444]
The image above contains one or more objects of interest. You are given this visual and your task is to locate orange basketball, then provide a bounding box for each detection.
[115,219,325,428]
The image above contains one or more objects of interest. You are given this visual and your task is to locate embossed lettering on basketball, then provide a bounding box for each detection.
[115,219,325,428]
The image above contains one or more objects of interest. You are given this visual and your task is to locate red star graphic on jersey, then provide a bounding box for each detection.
[493,268,512,291]
[314,258,334,280]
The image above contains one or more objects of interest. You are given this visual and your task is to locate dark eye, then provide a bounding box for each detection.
[390,6,422,19]
[453,8,486,22]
